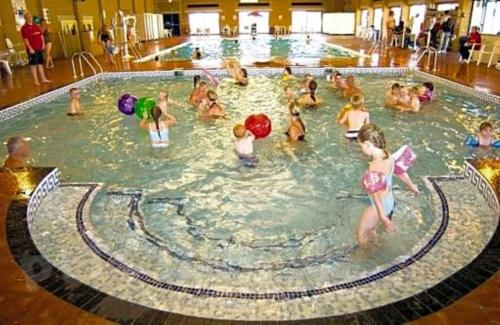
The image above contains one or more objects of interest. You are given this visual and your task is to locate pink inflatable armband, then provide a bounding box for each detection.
[392,145,417,175]
[202,68,220,87]
[361,171,388,194]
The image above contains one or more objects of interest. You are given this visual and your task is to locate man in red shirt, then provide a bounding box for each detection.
[459,26,482,62]
[21,11,51,85]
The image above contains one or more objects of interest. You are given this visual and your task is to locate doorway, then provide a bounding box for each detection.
[163,13,180,36]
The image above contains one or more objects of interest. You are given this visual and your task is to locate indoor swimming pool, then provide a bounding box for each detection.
[1,68,498,321]
[137,35,364,63]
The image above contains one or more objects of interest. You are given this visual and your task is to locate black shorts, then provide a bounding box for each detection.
[28,51,44,66]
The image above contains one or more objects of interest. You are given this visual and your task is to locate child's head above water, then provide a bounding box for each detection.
[350,94,364,109]
[233,124,246,138]
[479,121,493,136]
[422,81,434,92]
[193,75,201,87]
[358,123,389,158]
[69,87,80,98]
[199,81,208,90]
[284,67,292,75]
[207,90,218,102]
[410,86,420,96]
[391,83,400,92]
[158,90,168,100]
[346,75,356,85]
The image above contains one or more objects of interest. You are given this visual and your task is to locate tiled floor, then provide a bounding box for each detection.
[0,35,498,324]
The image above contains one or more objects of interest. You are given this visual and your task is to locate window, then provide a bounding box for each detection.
[374,8,383,32]
[436,3,458,12]
[188,13,220,35]
[239,11,269,34]
[291,11,322,33]
[361,9,369,27]
[11,0,27,31]
[470,0,500,34]
[390,7,402,25]
[409,4,426,35]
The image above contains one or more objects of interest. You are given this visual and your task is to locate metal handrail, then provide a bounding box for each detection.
[71,51,103,79]
[410,32,438,71]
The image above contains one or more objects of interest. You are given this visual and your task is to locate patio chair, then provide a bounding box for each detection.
[466,42,483,64]
[5,37,28,66]
[476,40,500,68]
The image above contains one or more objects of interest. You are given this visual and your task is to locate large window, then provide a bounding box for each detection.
[360,9,369,27]
[409,4,426,35]
[239,11,269,34]
[11,0,27,31]
[188,13,220,35]
[373,8,383,31]
[390,7,402,25]
[470,0,500,34]
[437,3,459,12]
[291,11,322,33]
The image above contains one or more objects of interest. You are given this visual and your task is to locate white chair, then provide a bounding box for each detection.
[0,50,12,76]
[476,40,500,67]
[466,43,483,64]
[5,38,28,65]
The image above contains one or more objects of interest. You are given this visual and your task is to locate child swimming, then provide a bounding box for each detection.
[68,88,83,116]
[465,121,498,147]
[140,106,169,148]
[233,124,258,166]
[198,90,226,118]
[300,74,314,94]
[282,67,295,81]
[298,80,323,107]
[330,71,347,91]
[190,80,208,106]
[343,76,363,98]
[284,85,296,103]
[356,123,420,246]
[418,82,435,102]
[285,101,306,141]
[157,91,178,127]
[336,95,370,139]
[224,58,248,86]
[385,83,401,107]
[397,86,420,113]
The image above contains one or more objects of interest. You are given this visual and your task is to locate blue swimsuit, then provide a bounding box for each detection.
[368,159,395,219]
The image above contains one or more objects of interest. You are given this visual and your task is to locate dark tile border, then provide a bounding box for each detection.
[5,174,499,323]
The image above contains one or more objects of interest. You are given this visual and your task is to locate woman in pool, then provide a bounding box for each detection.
[342,76,363,98]
[356,123,419,246]
[140,106,170,148]
[198,90,226,118]
[285,101,306,141]
[190,80,208,106]
[298,80,323,108]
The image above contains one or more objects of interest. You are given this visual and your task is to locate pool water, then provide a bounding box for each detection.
[161,35,361,61]
[1,72,497,280]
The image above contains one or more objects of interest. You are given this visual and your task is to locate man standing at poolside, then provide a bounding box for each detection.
[21,11,51,85]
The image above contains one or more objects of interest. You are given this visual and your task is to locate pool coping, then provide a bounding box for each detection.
[5,165,499,323]
[1,67,499,124]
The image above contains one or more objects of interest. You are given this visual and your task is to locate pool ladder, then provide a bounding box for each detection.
[410,32,438,71]
[71,51,103,79]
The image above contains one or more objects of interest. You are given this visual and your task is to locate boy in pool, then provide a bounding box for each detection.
[233,124,258,167]
[397,87,420,113]
[385,83,401,108]
[337,95,370,139]
[68,88,83,116]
